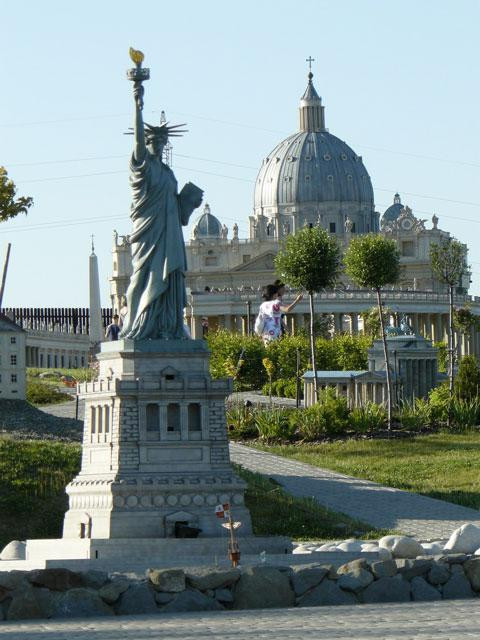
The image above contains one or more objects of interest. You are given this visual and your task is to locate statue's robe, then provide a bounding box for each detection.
[121,152,189,340]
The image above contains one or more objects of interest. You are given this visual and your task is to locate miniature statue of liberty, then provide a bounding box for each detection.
[121,48,203,340]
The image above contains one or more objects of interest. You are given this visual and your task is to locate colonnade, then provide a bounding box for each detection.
[25,345,87,369]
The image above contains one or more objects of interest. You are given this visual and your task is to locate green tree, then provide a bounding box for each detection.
[344,235,400,429]
[0,167,33,222]
[454,355,480,401]
[275,226,341,400]
[430,238,467,398]
[360,306,394,339]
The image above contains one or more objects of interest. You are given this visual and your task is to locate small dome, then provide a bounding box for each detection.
[382,193,404,224]
[192,204,222,238]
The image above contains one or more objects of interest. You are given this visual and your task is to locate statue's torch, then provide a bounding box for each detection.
[126,47,150,111]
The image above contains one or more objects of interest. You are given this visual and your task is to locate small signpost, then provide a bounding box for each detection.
[215,502,241,567]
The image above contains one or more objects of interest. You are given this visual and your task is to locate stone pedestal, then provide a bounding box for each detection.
[62,339,252,540]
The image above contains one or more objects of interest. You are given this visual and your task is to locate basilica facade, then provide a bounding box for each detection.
[110,71,478,355]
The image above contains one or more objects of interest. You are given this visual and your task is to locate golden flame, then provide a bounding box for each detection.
[129,47,144,65]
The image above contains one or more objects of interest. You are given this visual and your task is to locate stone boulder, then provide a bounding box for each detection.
[6,586,43,620]
[232,567,295,610]
[98,578,130,605]
[410,577,441,601]
[464,558,480,591]
[115,583,159,615]
[215,588,234,603]
[52,588,114,618]
[290,566,328,597]
[362,576,411,603]
[426,563,450,586]
[337,568,373,594]
[80,570,108,590]
[396,559,433,580]
[160,588,224,613]
[147,569,185,593]
[370,560,397,579]
[0,571,27,591]
[378,535,424,559]
[444,524,480,554]
[0,541,26,561]
[297,580,357,607]
[186,568,241,591]
[442,573,475,599]
[27,568,84,591]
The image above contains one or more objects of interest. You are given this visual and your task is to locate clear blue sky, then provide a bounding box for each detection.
[1,0,479,307]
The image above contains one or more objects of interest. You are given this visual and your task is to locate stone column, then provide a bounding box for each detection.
[192,316,203,339]
[333,313,342,335]
[350,313,359,335]
[223,315,232,331]
[411,314,419,335]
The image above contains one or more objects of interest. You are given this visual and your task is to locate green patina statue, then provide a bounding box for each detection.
[121,48,203,340]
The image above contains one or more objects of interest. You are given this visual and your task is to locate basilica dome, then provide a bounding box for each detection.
[382,193,404,224]
[253,72,378,236]
[192,204,221,238]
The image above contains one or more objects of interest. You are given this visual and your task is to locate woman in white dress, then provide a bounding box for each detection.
[254,283,302,344]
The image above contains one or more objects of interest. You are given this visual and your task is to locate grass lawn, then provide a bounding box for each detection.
[251,432,480,510]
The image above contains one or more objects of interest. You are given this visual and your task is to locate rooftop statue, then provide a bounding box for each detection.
[121,49,203,340]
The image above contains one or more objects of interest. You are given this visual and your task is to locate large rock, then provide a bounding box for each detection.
[98,578,130,605]
[427,563,450,586]
[52,588,114,618]
[27,568,84,591]
[232,567,295,610]
[396,559,433,580]
[6,586,43,620]
[444,524,480,554]
[147,569,185,593]
[370,560,397,579]
[0,571,27,591]
[410,577,441,601]
[297,579,357,607]
[464,558,480,591]
[337,559,368,574]
[215,588,234,603]
[337,568,373,594]
[186,568,241,591]
[0,541,26,561]
[160,588,224,613]
[155,591,175,605]
[378,535,424,559]
[336,540,363,552]
[362,576,411,603]
[115,582,158,615]
[421,542,444,555]
[80,570,108,590]
[442,573,475,599]
[290,566,328,597]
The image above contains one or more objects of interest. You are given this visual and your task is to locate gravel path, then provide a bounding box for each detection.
[0,600,479,639]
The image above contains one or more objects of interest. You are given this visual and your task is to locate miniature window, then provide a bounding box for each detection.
[97,407,103,433]
[205,257,217,266]
[91,407,96,433]
[188,403,202,432]
[10,355,17,366]
[104,405,110,433]
[329,222,336,233]
[167,403,180,432]
[11,374,17,383]
[146,403,159,431]
[10,337,16,344]
[402,241,415,257]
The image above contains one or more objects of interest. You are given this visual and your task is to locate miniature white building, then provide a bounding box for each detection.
[0,314,26,400]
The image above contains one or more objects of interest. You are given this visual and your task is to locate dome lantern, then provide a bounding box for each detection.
[299,71,325,133]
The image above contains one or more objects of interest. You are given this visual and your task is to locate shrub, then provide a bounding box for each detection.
[397,398,431,431]
[455,355,480,401]
[433,342,447,373]
[26,380,72,406]
[297,389,350,440]
[450,397,480,431]
[207,330,266,390]
[333,334,371,371]
[261,378,300,399]
[254,408,297,443]
[349,402,386,432]
[428,383,451,424]
[226,405,257,440]
[265,335,311,380]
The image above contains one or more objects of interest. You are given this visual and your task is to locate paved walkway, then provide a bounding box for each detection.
[40,402,480,541]
[1,600,479,639]
[230,442,480,540]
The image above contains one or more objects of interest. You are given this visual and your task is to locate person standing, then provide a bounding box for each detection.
[254,284,302,344]
[105,314,121,341]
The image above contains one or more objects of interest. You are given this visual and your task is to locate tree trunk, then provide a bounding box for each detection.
[309,292,319,402]
[376,288,392,430]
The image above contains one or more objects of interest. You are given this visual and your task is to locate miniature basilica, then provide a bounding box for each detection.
[110,70,478,354]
